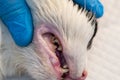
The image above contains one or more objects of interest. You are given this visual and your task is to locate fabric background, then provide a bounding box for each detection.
[86,0,120,80]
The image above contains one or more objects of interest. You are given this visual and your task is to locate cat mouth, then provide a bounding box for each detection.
[39,32,86,80]
[42,33,70,79]
[34,24,71,80]
[33,24,69,80]
[34,24,87,80]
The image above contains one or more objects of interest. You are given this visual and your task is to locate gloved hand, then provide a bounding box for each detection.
[0,0,33,47]
[73,0,104,18]
[0,0,103,47]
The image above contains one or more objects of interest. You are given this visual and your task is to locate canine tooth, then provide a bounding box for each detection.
[63,65,68,69]
[58,46,62,51]
[62,69,69,73]
[54,39,59,43]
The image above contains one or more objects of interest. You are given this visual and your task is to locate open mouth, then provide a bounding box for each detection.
[34,25,87,80]
[42,33,70,79]
[34,24,70,79]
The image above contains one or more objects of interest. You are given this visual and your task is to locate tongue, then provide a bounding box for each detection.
[55,50,67,68]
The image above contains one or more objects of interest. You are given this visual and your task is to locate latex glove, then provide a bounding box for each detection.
[73,0,104,18]
[0,0,33,47]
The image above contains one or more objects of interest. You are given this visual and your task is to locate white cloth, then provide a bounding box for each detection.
[87,0,120,80]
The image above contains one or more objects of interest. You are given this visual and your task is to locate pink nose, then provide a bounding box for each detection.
[66,70,88,80]
[79,70,88,80]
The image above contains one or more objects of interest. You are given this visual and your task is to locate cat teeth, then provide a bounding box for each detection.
[57,46,62,51]
[63,65,68,69]
[54,39,59,43]
[62,68,69,73]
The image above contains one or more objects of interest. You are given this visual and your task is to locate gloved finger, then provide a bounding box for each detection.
[0,0,33,46]
[73,0,104,18]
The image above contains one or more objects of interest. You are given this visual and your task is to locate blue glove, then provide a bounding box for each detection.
[73,0,104,18]
[0,0,33,47]
[0,0,103,47]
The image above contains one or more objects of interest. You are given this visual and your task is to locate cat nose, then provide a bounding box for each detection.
[70,70,88,80]
[68,69,88,80]
[79,70,88,80]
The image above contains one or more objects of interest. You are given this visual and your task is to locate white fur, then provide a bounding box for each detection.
[0,0,95,80]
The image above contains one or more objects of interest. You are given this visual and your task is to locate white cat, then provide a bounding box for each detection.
[0,0,97,80]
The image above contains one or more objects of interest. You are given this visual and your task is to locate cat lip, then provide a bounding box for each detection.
[34,23,76,80]
[33,24,65,79]
[33,24,87,80]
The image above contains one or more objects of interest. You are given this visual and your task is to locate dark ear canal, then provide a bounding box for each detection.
[87,21,98,50]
